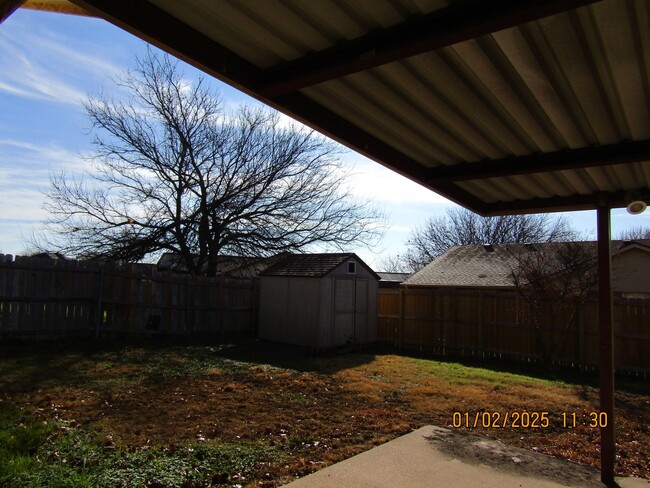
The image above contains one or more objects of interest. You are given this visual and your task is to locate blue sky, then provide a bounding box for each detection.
[1,9,648,269]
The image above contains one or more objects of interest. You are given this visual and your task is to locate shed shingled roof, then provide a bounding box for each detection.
[261,253,378,278]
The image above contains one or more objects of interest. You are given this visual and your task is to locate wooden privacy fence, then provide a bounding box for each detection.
[0,255,258,338]
[378,288,650,376]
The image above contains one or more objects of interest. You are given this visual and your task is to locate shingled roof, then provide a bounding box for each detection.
[261,253,378,278]
[376,272,411,283]
[404,244,521,288]
[403,240,650,288]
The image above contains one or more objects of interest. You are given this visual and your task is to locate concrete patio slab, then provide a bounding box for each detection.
[282,426,649,488]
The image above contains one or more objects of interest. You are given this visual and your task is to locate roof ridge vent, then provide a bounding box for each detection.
[524,243,537,252]
[483,244,494,253]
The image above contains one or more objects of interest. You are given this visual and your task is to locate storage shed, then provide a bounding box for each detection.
[258,253,379,348]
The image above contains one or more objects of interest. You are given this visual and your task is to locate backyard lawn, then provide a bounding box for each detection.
[0,339,648,487]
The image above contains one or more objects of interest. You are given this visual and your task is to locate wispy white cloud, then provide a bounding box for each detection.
[0,139,88,172]
[0,16,122,106]
[0,79,52,101]
[0,188,47,221]
[0,139,91,233]
[387,225,415,235]
[0,40,85,105]
[0,138,93,255]
[342,153,449,206]
[32,32,122,77]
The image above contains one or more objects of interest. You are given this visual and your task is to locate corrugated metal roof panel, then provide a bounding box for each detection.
[151,0,448,66]
[303,81,446,165]
[294,1,650,207]
[70,0,650,213]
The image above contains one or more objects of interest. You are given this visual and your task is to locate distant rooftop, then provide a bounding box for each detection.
[376,272,411,283]
[403,240,650,288]
[404,244,520,288]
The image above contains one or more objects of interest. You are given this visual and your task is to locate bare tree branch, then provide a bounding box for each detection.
[37,49,384,276]
[508,242,598,364]
[403,207,578,271]
[617,226,650,240]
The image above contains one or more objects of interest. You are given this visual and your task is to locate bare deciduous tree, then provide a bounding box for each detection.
[509,242,598,364]
[376,253,409,273]
[402,207,577,271]
[617,226,650,240]
[38,50,383,276]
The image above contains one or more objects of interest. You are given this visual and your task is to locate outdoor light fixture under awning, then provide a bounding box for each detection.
[625,191,648,215]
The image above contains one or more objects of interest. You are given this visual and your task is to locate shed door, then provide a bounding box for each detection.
[333,277,369,345]
[333,277,354,344]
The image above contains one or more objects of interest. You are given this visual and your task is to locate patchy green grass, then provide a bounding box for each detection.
[0,338,648,486]
[0,403,280,488]
[0,405,53,484]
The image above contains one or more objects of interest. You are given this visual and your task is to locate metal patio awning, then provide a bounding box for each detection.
[8,0,647,217]
[2,0,646,484]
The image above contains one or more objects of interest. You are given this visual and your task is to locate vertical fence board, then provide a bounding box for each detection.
[0,258,258,339]
[378,287,649,376]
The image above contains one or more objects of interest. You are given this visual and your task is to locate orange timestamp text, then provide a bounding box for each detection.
[451,411,608,429]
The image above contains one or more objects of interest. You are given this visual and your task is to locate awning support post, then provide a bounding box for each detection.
[597,203,615,485]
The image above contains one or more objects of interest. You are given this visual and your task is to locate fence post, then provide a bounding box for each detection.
[94,264,105,339]
[439,293,445,355]
[185,276,191,338]
[578,305,585,370]
[398,288,404,350]
[478,290,484,358]
[218,273,225,335]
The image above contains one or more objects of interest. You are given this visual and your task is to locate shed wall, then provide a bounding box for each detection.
[258,276,321,347]
[259,256,379,348]
[319,276,333,346]
[612,249,650,296]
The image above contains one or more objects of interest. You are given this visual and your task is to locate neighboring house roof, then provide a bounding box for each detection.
[404,244,521,288]
[261,253,379,279]
[376,272,411,283]
[403,240,650,288]
[613,240,650,256]
[156,252,285,277]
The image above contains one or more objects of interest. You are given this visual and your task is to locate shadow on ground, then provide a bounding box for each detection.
[1,335,647,396]
[0,335,377,393]
[206,337,377,373]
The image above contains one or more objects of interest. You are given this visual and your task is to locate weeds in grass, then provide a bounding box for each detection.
[138,347,254,377]
[0,405,54,483]
[0,401,281,487]
[89,443,279,488]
